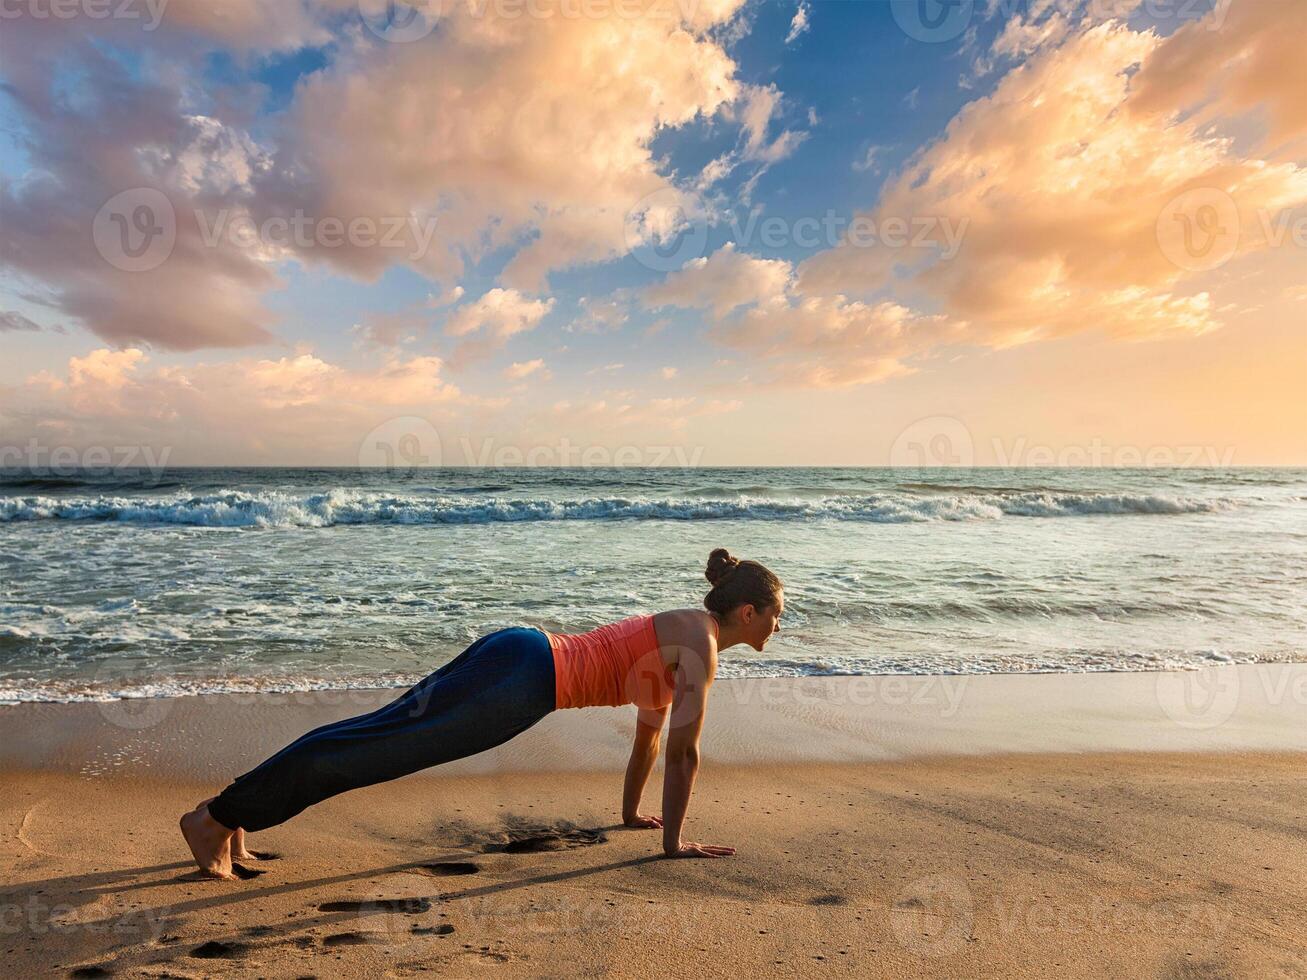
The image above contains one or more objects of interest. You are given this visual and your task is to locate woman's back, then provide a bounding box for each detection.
[544,610,718,711]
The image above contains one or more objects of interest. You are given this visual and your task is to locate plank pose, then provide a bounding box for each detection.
[180,548,784,878]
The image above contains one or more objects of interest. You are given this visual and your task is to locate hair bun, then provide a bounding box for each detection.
[705,548,740,587]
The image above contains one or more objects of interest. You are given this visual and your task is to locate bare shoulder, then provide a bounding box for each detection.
[651,608,717,648]
[650,609,718,677]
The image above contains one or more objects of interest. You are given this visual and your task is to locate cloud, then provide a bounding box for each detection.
[643,245,958,388]
[852,145,885,174]
[0,30,280,350]
[798,16,1307,349]
[0,311,45,333]
[67,348,147,392]
[643,243,792,316]
[547,391,741,432]
[445,289,554,341]
[279,0,751,292]
[565,295,631,334]
[736,84,806,165]
[1130,0,1307,150]
[11,346,467,462]
[785,2,811,44]
[0,0,763,350]
[504,359,548,380]
[351,310,429,348]
[712,294,960,388]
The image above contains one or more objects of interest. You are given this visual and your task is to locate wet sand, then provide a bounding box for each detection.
[2,668,1305,978]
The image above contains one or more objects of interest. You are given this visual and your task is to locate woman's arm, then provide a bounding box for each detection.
[661,645,734,858]
[622,705,668,827]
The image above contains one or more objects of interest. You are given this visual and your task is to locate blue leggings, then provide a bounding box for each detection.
[207,626,557,833]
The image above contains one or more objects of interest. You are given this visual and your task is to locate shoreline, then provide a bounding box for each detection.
[2,665,1304,780]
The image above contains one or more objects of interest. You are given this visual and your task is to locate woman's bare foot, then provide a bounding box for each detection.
[179,804,235,880]
[231,827,257,862]
[194,798,264,862]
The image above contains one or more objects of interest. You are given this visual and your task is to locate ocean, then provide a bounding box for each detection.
[1,466,1304,704]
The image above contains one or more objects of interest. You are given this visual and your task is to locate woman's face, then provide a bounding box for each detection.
[744,590,784,652]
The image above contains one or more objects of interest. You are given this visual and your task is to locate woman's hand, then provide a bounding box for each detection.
[623,813,664,829]
[663,840,736,858]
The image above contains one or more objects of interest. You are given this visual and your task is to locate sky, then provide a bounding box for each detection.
[0,0,1304,467]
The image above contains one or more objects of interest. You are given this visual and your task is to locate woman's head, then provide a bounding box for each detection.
[703,548,784,651]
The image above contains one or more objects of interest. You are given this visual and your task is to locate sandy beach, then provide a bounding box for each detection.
[3,668,1306,978]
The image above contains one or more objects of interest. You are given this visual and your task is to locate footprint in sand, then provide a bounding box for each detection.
[488,824,606,854]
[318,898,433,914]
[455,818,607,854]
[809,893,850,906]
[68,967,113,978]
[189,940,249,959]
[411,923,456,937]
[323,932,371,947]
[415,862,480,876]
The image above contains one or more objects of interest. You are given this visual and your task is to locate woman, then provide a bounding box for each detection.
[180,548,784,878]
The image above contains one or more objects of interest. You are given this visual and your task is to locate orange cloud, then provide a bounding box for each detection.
[798,15,1307,351]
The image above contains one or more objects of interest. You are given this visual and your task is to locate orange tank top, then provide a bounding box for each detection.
[543,613,676,710]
